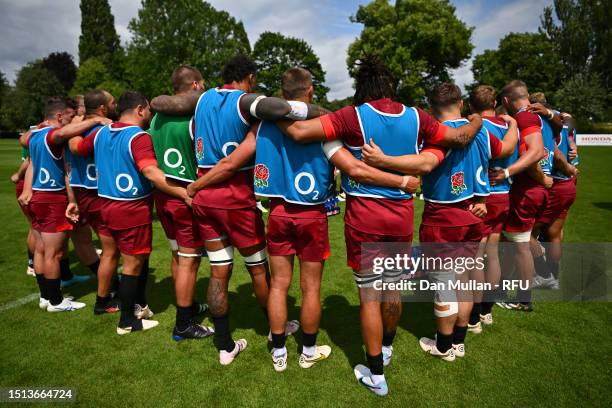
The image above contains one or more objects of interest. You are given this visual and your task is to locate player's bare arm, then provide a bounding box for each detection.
[142,165,190,204]
[489,131,544,184]
[328,144,417,193]
[497,114,519,158]
[361,139,441,175]
[10,157,30,183]
[527,102,563,134]
[439,113,483,148]
[19,129,32,148]
[526,163,553,188]
[18,161,33,206]
[50,117,111,145]
[553,146,579,177]
[150,91,203,115]
[186,126,257,197]
[68,136,83,155]
[64,166,79,223]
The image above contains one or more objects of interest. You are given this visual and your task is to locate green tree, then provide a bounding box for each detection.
[42,52,77,92]
[471,33,564,97]
[125,0,251,98]
[252,32,329,103]
[554,72,608,121]
[1,62,65,130]
[79,0,124,74]
[71,58,127,98]
[347,0,474,104]
[540,0,611,90]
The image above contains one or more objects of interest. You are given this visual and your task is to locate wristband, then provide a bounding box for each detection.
[503,168,510,179]
[249,95,266,119]
[286,101,308,120]
[400,175,410,190]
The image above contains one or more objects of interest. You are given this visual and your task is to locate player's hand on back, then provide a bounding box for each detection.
[65,202,80,223]
[71,115,84,124]
[499,114,516,126]
[402,176,420,194]
[186,182,197,198]
[468,202,487,218]
[97,117,113,126]
[527,103,552,118]
[361,139,386,168]
[543,175,554,189]
[488,169,505,185]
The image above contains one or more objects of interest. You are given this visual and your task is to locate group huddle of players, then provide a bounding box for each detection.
[11,54,578,396]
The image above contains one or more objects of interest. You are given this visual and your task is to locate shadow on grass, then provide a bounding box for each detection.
[399,300,436,340]
[592,202,612,211]
[321,294,363,367]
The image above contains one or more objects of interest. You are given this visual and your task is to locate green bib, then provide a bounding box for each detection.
[21,146,29,160]
[150,113,197,182]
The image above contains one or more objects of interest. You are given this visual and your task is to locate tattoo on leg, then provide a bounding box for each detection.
[208,277,228,316]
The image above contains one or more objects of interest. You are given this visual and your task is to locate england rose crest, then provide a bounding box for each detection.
[254,164,269,188]
[538,147,550,167]
[196,138,204,161]
[450,171,467,195]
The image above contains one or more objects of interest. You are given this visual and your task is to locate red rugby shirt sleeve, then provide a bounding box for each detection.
[489,132,503,158]
[421,144,447,163]
[45,129,63,157]
[76,127,99,156]
[320,106,364,146]
[416,107,446,145]
[131,133,158,171]
[515,111,541,138]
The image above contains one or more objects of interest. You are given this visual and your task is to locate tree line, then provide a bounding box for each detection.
[0,0,608,131]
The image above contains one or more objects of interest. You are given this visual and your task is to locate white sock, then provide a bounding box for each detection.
[372,374,386,384]
[302,345,316,357]
[382,345,392,354]
[273,347,287,358]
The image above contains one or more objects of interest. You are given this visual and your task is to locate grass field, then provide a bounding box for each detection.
[0,139,610,407]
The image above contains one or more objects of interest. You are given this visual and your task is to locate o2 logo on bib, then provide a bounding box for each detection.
[39,167,57,187]
[86,163,97,181]
[164,148,186,176]
[295,171,319,201]
[116,173,138,196]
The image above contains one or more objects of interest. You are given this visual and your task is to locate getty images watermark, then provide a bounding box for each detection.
[358,242,611,302]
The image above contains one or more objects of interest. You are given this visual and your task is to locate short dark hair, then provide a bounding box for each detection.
[64,97,77,111]
[44,97,67,119]
[222,54,257,84]
[469,85,497,113]
[281,68,312,99]
[117,91,148,115]
[353,54,396,106]
[429,83,462,113]
[171,65,203,93]
[84,89,109,114]
[501,80,528,102]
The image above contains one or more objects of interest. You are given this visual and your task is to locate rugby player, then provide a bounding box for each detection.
[11,145,36,276]
[149,65,212,340]
[20,97,110,312]
[67,90,121,314]
[468,85,520,325]
[276,59,482,395]
[531,108,578,289]
[74,91,192,334]
[489,81,562,311]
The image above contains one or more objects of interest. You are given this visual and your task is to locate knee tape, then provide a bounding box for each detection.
[502,230,531,243]
[207,246,234,266]
[434,300,458,317]
[243,249,267,267]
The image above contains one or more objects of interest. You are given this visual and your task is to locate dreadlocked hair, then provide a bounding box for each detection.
[353,54,397,106]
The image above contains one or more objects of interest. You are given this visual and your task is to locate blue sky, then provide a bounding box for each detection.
[0,0,553,99]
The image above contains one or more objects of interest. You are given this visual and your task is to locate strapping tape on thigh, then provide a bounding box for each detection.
[244,249,267,266]
[207,246,234,265]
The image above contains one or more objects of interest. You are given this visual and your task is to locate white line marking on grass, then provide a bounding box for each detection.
[0,293,39,312]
